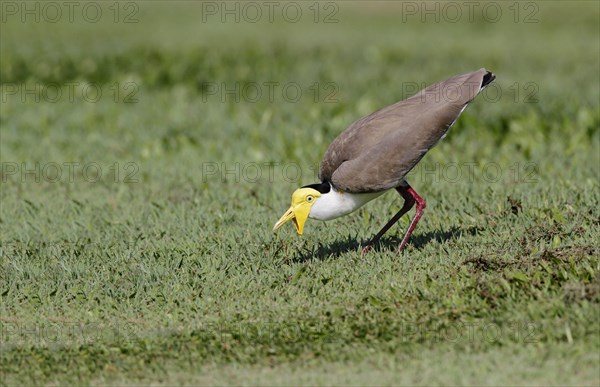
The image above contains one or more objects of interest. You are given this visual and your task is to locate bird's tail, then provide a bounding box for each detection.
[480,70,496,90]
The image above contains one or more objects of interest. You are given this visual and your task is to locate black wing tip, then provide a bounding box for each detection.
[481,70,496,88]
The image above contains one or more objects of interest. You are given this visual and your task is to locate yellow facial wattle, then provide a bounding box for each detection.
[272,188,321,235]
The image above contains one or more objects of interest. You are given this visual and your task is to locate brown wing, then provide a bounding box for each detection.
[319,68,495,193]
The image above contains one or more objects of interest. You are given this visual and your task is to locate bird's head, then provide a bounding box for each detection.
[272,187,321,235]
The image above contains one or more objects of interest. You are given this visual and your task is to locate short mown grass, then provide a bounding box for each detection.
[1,2,599,385]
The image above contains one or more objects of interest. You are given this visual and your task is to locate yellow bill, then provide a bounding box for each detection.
[273,188,320,235]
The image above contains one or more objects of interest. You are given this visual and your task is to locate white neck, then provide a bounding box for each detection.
[309,187,386,221]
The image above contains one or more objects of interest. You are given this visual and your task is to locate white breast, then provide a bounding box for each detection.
[309,187,386,221]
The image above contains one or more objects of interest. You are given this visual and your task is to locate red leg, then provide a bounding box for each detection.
[397,185,426,252]
[362,185,416,254]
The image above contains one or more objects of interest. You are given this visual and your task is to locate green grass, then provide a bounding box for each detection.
[1,1,599,385]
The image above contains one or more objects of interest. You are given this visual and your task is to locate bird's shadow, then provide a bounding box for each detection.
[291,225,481,263]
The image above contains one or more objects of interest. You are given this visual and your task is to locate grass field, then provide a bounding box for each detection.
[1,1,599,385]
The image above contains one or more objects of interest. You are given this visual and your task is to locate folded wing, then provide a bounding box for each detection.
[319,68,495,193]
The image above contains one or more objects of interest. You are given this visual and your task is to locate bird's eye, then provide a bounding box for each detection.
[306,196,314,202]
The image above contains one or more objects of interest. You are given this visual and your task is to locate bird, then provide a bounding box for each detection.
[273,68,495,253]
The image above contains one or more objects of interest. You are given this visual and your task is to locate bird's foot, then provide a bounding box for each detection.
[361,242,375,255]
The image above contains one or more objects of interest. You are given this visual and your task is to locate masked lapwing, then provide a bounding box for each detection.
[273,68,495,253]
